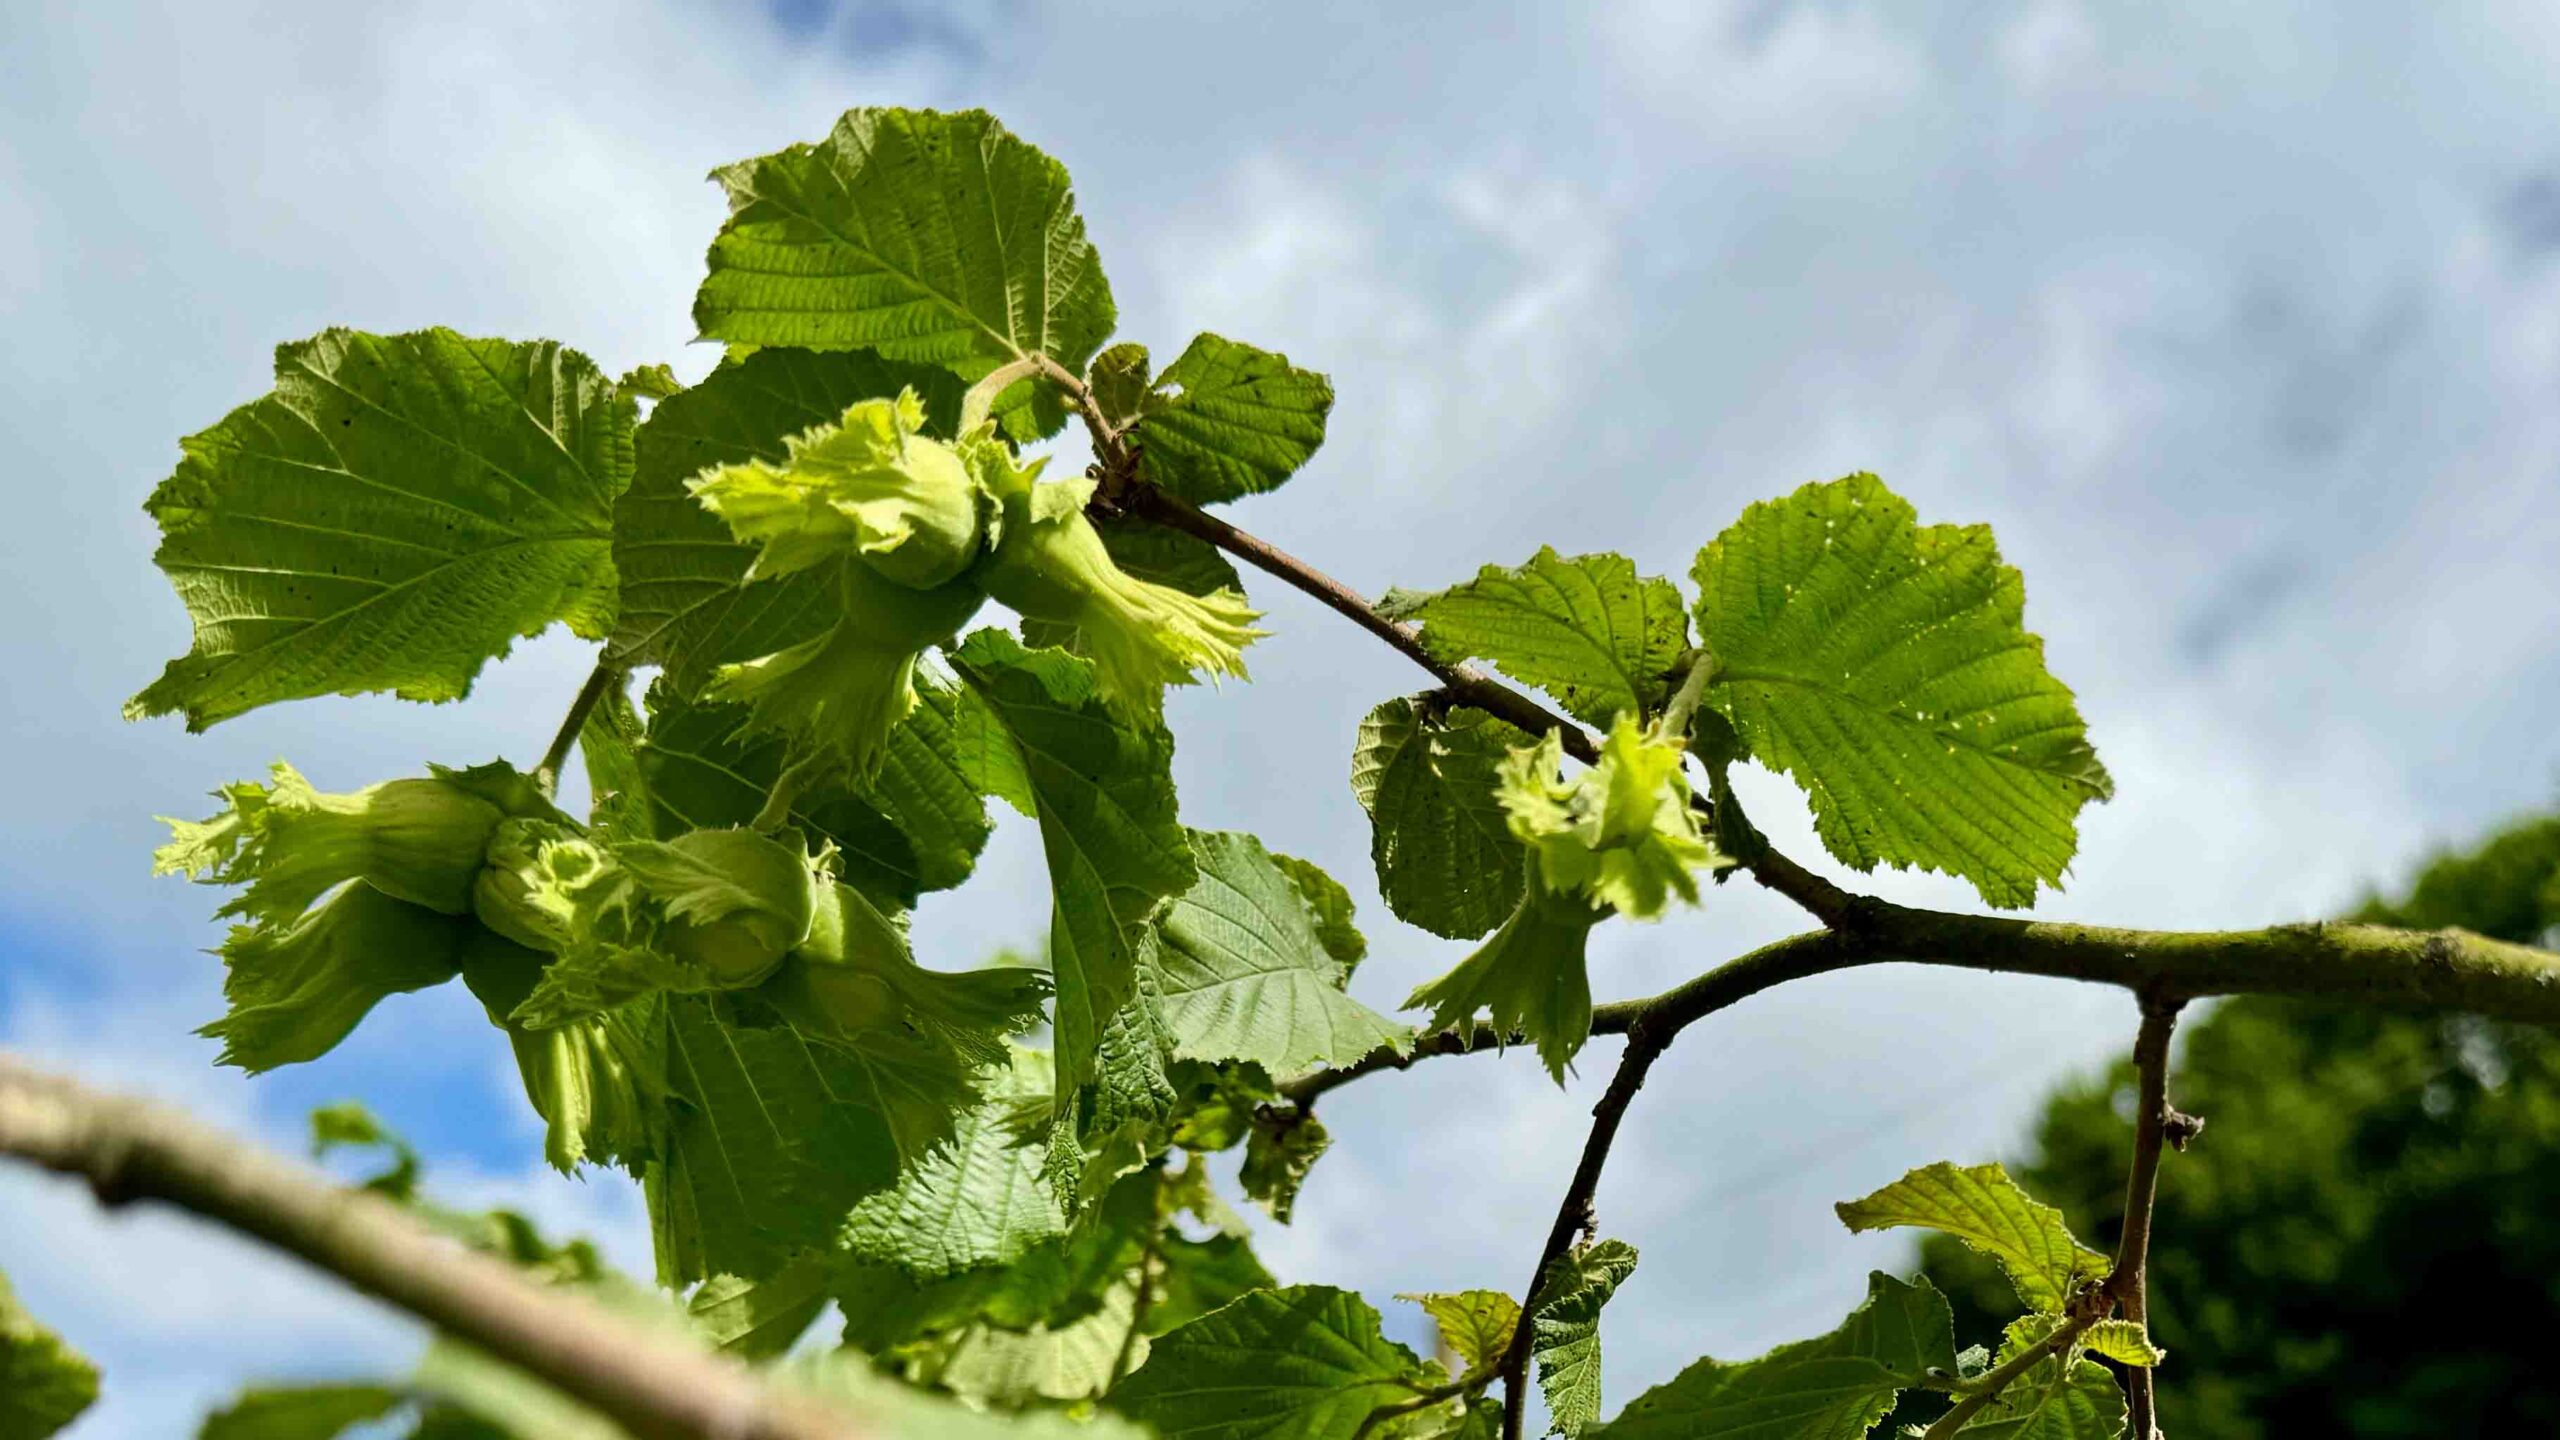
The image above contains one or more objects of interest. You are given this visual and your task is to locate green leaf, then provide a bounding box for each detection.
[1150,1231,1277,1335]
[1239,1111,1331,1225]
[1397,1290,1520,1378]
[1087,343,1153,430]
[1380,549,1689,730]
[1352,697,1531,941]
[686,1258,833,1360]
[948,630,1195,1099]
[1593,1272,1954,1440]
[1952,1316,2126,1440]
[780,1351,1155,1440]
[1529,1240,1638,1437]
[695,108,1115,440]
[2079,1320,2160,1368]
[197,1384,403,1440]
[410,1338,623,1440]
[1691,474,2112,908]
[309,1100,423,1199]
[927,1280,1144,1404]
[648,995,902,1285]
[1403,878,1601,1083]
[842,1047,1066,1279]
[1132,333,1333,504]
[634,673,990,907]
[1149,831,1405,1076]
[575,671,652,843]
[0,1269,99,1440]
[1834,1161,2108,1314]
[129,329,631,729]
[1270,851,1366,980]
[1113,1285,1433,1440]
[607,346,964,679]
[199,883,493,1073]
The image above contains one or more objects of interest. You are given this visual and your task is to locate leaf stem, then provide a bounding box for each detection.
[0,1055,873,1440]
[752,750,832,833]
[1497,1026,1667,1440]
[1919,1310,2105,1440]
[535,661,623,799]
[960,354,1048,433]
[1657,648,1714,735]
[1356,1379,1472,1440]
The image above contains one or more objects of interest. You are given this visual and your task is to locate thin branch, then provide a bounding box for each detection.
[1355,1379,1471,1440]
[2117,995,2187,1440]
[1034,352,1599,763]
[1496,1026,1668,1440]
[534,662,623,798]
[1284,915,2560,1105]
[1110,1242,1159,1391]
[1919,1309,2105,1440]
[0,1057,869,1440]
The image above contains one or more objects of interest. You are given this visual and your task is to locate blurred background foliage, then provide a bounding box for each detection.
[1902,810,2560,1436]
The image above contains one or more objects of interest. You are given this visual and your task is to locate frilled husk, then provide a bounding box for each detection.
[155,761,510,924]
[705,559,988,777]
[974,476,1265,712]
[688,388,994,590]
[1497,717,1723,920]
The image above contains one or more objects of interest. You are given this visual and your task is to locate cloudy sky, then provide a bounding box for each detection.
[6,0,2559,1432]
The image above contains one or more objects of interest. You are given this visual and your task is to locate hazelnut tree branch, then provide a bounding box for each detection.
[0,1056,874,1440]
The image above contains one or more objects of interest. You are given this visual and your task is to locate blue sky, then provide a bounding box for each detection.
[5,0,2559,1432]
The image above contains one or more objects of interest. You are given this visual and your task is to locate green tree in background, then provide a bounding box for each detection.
[1913,813,2560,1437]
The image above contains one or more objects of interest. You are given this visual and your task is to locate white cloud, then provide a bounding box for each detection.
[1602,0,1929,158]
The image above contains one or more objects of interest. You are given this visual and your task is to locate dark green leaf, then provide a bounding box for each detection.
[1351,698,1530,941]
[0,1269,98,1440]
[633,672,989,905]
[197,1384,403,1440]
[1530,1240,1638,1437]
[948,630,1194,1099]
[1113,1286,1433,1440]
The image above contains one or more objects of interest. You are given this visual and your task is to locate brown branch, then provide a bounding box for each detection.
[534,662,623,799]
[1284,913,2560,1106]
[2117,996,2188,1440]
[0,1056,870,1440]
[1035,354,1598,764]
[1496,1025,1669,1440]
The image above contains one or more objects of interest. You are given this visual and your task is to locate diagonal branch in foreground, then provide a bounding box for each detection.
[0,1055,870,1440]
